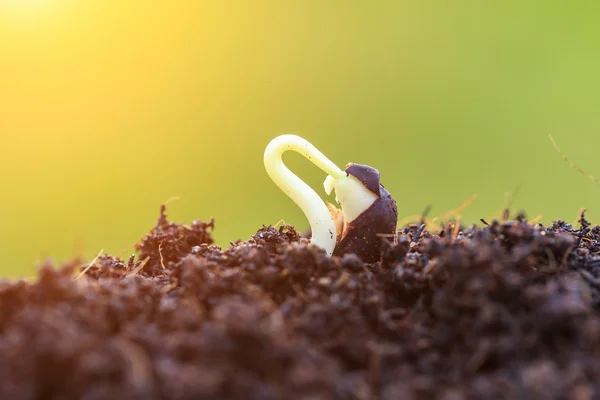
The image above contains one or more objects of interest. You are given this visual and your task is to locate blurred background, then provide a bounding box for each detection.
[1,1,599,277]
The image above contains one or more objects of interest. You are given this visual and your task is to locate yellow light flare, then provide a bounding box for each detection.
[0,0,56,14]
[0,0,69,29]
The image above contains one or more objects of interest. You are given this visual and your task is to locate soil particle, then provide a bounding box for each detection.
[1,208,600,399]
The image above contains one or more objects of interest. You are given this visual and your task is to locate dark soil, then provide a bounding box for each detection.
[1,207,600,400]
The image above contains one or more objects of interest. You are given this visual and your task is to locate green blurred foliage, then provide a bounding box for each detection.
[0,1,599,277]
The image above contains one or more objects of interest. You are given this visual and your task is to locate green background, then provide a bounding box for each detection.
[0,1,599,277]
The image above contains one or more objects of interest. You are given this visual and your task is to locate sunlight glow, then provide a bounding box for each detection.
[2,0,52,7]
[0,0,75,33]
[0,0,61,20]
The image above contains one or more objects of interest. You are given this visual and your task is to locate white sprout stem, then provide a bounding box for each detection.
[264,135,345,255]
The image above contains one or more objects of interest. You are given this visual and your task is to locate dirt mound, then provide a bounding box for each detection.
[1,209,599,399]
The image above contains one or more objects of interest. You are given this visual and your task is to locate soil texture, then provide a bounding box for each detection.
[1,207,600,400]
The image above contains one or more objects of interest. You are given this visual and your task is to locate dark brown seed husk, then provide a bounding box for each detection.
[345,163,382,196]
[333,185,398,262]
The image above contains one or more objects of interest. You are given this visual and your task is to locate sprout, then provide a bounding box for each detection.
[264,135,345,255]
[264,135,398,261]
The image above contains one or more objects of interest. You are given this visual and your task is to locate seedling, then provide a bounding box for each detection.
[264,134,398,261]
[264,135,345,255]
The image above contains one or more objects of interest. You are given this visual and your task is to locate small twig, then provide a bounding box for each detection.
[412,224,426,243]
[419,205,432,224]
[429,194,477,225]
[158,242,167,270]
[273,219,286,228]
[450,216,461,244]
[529,215,543,225]
[76,248,104,280]
[163,195,182,206]
[549,135,600,184]
[126,256,151,278]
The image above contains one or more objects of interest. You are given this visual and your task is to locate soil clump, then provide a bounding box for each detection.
[1,207,599,399]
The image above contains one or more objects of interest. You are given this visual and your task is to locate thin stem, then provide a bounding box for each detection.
[264,135,344,255]
[549,135,600,184]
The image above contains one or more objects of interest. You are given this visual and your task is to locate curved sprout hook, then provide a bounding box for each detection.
[264,135,345,255]
[265,134,398,262]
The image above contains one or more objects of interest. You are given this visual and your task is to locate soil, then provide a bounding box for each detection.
[1,206,600,400]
